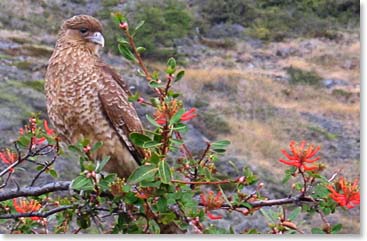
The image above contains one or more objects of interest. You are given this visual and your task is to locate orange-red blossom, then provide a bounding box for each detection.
[0,149,17,172]
[155,106,197,126]
[327,177,360,209]
[19,120,55,145]
[279,140,320,171]
[200,191,224,220]
[13,198,42,220]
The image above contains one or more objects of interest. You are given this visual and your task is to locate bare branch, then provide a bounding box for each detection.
[30,156,57,186]
[0,181,71,202]
[219,194,315,209]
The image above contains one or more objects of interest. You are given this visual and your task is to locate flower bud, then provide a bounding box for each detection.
[83,145,91,153]
[137,97,145,104]
[119,22,128,30]
[236,176,246,183]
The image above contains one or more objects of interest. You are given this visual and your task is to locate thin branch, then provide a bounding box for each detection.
[0,160,20,178]
[328,168,342,182]
[30,156,57,186]
[0,171,12,189]
[221,194,315,209]
[124,30,151,80]
[0,181,71,202]
[171,179,231,185]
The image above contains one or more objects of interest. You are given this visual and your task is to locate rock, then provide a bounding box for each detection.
[342,59,358,70]
[322,79,348,89]
[275,46,298,58]
[205,23,246,39]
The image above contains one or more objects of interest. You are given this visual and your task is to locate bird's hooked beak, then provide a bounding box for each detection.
[86,32,105,47]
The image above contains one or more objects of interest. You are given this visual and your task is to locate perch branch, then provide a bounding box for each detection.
[0,181,71,202]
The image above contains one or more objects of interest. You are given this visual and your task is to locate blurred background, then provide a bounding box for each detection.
[0,0,360,233]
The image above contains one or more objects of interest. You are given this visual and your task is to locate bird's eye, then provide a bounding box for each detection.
[79,28,88,34]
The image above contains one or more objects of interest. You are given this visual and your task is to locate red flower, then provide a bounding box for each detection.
[43,120,55,136]
[279,140,320,171]
[155,111,167,125]
[0,149,17,172]
[327,177,360,209]
[200,191,224,220]
[154,107,197,126]
[13,198,42,220]
[33,120,55,145]
[180,108,197,122]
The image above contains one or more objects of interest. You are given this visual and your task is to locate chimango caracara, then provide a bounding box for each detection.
[45,15,145,178]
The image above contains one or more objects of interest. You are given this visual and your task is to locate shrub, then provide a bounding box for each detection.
[200,0,257,26]
[128,0,193,59]
[286,66,322,86]
[199,0,359,41]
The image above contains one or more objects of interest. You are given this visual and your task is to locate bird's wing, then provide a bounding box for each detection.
[98,65,145,165]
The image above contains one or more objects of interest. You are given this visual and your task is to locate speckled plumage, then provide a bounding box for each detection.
[45,15,144,177]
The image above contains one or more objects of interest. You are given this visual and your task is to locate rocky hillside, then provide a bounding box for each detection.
[0,0,360,233]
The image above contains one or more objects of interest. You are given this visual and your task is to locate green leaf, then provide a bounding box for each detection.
[17,135,31,147]
[160,212,176,225]
[148,220,160,234]
[146,114,162,128]
[167,90,180,98]
[71,176,95,191]
[134,20,145,34]
[141,180,161,188]
[212,148,226,153]
[129,133,152,147]
[211,140,231,149]
[117,37,129,45]
[331,224,342,234]
[260,208,277,224]
[171,123,188,132]
[313,184,330,199]
[148,152,161,164]
[111,12,127,24]
[48,169,58,178]
[175,70,185,82]
[167,57,176,70]
[128,92,140,102]
[95,156,111,173]
[169,108,185,125]
[91,141,103,153]
[127,165,158,184]
[149,80,164,88]
[166,66,175,75]
[68,144,82,154]
[142,141,162,149]
[311,227,325,234]
[156,197,168,212]
[288,207,301,221]
[152,71,160,80]
[158,160,172,184]
[99,173,117,191]
[118,43,137,62]
[170,139,183,146]
[136,47,146,53]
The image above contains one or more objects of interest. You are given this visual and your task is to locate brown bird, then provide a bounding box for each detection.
[45,15,145,178]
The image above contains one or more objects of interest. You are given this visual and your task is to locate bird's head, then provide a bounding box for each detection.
[59,15,105,54]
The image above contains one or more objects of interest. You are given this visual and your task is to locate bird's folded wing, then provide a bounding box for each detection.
[98,74,145,165]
